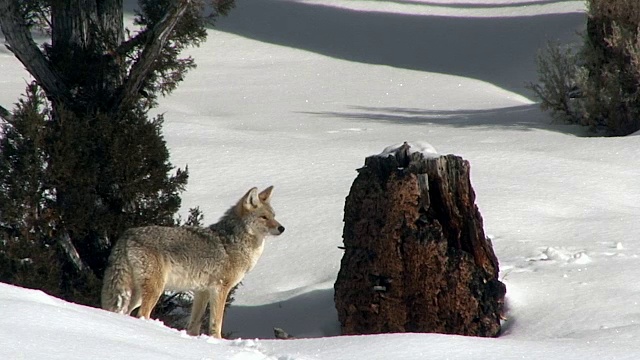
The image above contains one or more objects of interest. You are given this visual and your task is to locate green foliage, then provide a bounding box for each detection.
[182,206,205,227]
[18,0,50,32]
[0,0,240,305]
[531,0,640,135]
[0,84,57,296]
[132,0,207,109]
[126,0,235,110]
[47,106,188,276]
[0,83,49,240]
[0,83,187,305]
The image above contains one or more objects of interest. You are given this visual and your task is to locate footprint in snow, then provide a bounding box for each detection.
[526,246,592,265]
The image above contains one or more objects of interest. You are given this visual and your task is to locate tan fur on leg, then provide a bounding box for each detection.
[138,278,164,319]
[187,291,209,335]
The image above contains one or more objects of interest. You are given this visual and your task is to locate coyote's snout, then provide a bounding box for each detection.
[101,186,284,338]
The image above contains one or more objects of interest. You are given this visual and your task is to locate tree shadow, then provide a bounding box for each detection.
[385,0,575,9]
[223,288,340,339]
[214,0,586,97]
[302,104,589,135]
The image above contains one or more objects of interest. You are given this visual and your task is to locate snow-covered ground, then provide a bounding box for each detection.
[3,0,640,359]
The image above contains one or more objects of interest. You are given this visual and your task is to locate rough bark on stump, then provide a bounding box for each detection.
[334,143,506,337]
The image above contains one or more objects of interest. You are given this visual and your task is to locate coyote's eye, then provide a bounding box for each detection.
[260,215,269,220]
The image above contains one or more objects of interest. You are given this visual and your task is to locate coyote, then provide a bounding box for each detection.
[101,186,284,338]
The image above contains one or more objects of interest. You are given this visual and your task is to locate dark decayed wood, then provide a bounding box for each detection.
[334,143,506,337]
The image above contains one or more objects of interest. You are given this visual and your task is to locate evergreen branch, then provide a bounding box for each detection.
[116,0,191,112]
[0,0,71,104]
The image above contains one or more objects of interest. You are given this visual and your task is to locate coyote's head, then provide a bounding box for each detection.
[237,186,285,237]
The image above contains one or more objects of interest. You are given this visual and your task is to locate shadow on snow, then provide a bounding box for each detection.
[384,0,575,10]
[214,0,586,97]
[302,104,588,135]
[224,288,341,339]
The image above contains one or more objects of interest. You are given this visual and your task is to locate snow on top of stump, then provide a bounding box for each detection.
[378,141,439,158]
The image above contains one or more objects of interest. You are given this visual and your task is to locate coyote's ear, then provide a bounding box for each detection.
[242,187,261,210]
[259,186,274,203]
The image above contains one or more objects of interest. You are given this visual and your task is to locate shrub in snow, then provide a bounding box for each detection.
[529,42,585,125]
[531,0,640,136]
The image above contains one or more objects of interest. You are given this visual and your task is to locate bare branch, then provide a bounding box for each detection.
[0,0,71,104]
[0,104,14,123]
[116,0,192,112]
[115,29,150,58]
[57,231,89,273]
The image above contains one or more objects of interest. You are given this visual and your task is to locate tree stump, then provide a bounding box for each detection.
[334,142,506,337]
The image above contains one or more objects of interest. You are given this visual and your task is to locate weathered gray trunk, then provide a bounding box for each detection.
[334,143,506,337]
[49,0,125,105]
[51,0,123,50]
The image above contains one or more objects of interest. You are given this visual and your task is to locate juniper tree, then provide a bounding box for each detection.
[0,0,235,305]
[530,0,640,135]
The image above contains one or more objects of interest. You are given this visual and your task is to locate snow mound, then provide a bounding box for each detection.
[378,141,439,158]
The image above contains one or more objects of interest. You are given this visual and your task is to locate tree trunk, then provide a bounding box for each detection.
[49,0,125,108]
[1,0,191,112]
[334,143,506,337]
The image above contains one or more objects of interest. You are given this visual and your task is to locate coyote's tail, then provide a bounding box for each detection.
[100,245,133,314]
